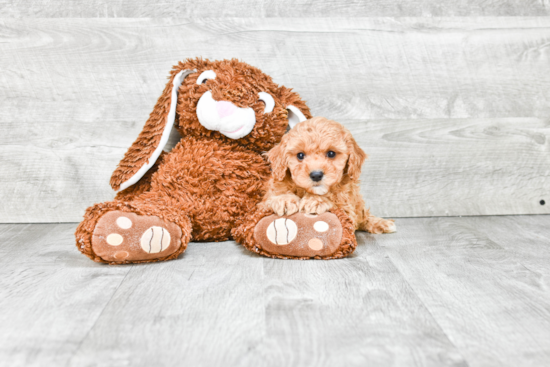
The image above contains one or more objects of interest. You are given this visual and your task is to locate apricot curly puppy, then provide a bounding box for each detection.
[261,116,396,234]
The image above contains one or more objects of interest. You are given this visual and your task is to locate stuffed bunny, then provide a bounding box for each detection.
[75,58,357,264]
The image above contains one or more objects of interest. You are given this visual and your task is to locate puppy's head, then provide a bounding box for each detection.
[268,117,367,195]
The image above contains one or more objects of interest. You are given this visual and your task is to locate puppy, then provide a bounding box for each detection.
[261,116,396,234]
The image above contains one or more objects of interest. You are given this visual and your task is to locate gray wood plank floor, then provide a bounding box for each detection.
[1,215,549,366]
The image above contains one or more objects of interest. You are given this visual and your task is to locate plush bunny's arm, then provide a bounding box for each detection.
[110,69,195,191]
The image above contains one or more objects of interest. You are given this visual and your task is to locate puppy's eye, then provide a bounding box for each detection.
[297,152,305,161]
[196,70,216,85]
[327,151,336,158]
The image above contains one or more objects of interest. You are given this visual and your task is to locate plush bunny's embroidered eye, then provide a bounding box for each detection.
[258,92,275,113]
[196,70,216,85]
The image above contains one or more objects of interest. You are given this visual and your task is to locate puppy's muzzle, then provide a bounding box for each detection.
[310,170,324,182]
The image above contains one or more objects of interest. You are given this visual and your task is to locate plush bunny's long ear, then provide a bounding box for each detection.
[110,69,195,191]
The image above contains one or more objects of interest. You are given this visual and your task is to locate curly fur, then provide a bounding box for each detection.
[75,58,312,263]
[261,117,396,234]
[232,208,357,260]
[110,58,310,191]
[75,200,192,264]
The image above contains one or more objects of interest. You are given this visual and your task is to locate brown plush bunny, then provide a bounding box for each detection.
[75,58,357,264]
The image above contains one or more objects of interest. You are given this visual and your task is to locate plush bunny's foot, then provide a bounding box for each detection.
[92,211,184,263]
[246,209,357,259]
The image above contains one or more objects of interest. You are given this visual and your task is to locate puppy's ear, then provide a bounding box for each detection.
[345,135,368,181]
[267,138,289,181]
[110,67,196,191]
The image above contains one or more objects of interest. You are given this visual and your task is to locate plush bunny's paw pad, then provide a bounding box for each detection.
[254,212,344,259]
[92,211,183,263]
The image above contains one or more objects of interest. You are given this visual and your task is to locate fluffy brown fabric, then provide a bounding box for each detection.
[261,117,396,234]
[110,58,310,190]
[75,200,192,264]
[114,152,168,202]
[232,208,357,260]
[75,58,312,264]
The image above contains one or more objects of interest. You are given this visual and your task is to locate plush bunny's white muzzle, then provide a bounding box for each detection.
[196,91,256,140]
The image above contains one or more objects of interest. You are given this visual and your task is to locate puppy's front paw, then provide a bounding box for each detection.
[269,194,300,216]
[299,195,333,215]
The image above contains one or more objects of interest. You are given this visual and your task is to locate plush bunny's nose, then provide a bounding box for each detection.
[310,170,324,182]
[216,101,237,118]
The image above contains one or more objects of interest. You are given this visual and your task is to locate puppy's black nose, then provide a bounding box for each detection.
[310,170,324,182]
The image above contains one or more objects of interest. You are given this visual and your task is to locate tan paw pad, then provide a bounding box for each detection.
[114,251,129,260]
[140,226,171,253]
[313,221,329,232]
[308,238,324,251]
[92,211,183,263]
[266,218,298,245]
[254,212,343,258]
[116,216,132,229]
[106,233,123,246]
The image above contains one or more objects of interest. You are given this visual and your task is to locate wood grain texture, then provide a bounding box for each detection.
[1,221,466,367]
[2,116,548,222]
[0,0,548,17]
[68,242,269,366]
[350,117,550,218]
[1,18,550,221]
[251,244,465,367]
[2,217,550,366]
[3,18,550,120]
[377,215,550,367]
[481,215,550,275]
[0,223,131,366]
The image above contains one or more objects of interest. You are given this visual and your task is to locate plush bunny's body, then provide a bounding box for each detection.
[76,58,357,264]
[119,136,269,240]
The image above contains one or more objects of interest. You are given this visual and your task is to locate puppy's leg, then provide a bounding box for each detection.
[359,213,396,234]
[265,194,301,216]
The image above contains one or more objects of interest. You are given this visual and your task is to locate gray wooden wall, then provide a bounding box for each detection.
[1,3,549,223]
